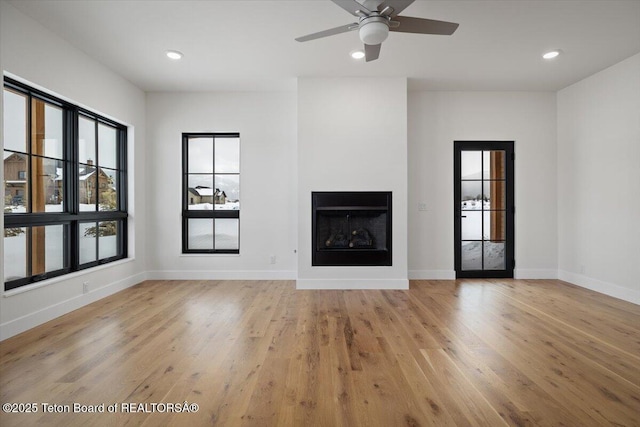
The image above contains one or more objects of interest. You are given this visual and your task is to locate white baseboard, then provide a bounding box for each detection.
[408,270,456,280]
[558,270,639,305]
[0,272,146,341]
[296,278,409,290]
[409,269,559,280]
[514,269,559,279]
[146,270,297,281]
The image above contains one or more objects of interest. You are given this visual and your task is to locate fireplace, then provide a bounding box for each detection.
[312,192,392,266]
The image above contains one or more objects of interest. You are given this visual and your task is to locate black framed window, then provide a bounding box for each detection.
[3,78,127,291]
[182,133,239,253]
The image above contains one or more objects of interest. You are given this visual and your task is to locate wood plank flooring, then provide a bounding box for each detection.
[1,279,638,426]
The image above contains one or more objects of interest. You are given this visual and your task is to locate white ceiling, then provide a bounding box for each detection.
[8,0,640,92]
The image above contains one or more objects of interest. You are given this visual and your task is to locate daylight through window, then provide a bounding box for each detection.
[182,133,239,253]
[3,78,128,290]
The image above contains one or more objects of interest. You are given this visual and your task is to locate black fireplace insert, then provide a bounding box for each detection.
[312,191,392,266]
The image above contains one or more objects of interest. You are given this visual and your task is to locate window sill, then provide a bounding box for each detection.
[3,257,135,298]
[179,253,240,258]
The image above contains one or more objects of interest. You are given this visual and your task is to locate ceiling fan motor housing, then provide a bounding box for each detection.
[359,15,390,45]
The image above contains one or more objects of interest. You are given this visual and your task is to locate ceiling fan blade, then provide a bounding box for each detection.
[295,23,359,42]
[390,16,459,35]
[377,0,415,17]
[331,0,373,17]
[364,43,381,62]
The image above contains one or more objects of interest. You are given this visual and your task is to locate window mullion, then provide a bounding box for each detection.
[27,94,33,214]
[118,128,127,212]
[68,107,79,270]
[94,119,99,211]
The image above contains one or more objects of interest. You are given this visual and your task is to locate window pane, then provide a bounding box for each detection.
[461,181,482,210]
[188,218,214,250]
[45,225,65,272]
[99,168,118,211]
[484,241,505,270]
[483,210,506,241]
[4,227,28,281]
[461,211,482,240]
[31,224,66,275]
[3,88,28,153]
[31,157,64,213]
[188,137,214,173]
[79,222,98,264]
[4,151,29,213]
[98,221,118,259]
[483,151,506,180]
[79,164,98,211]
[31,100,63,159]
[187,175,214,209]
[79,116,96,164]
[215,137,239,173]
[98,123,117,169]
[461,241,481,271]
[215,219,239,250]
[214,175,239,210]
[483,180,505,210]
[461,151,481,179]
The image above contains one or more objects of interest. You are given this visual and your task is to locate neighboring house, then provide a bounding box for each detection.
[214,188,227,205]
[187,187,228,206]
[79,161,115,205]
[4,154,114,207]
[188,186,214,205]
[3,152,27,205]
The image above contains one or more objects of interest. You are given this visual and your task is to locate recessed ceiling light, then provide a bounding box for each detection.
[350,50,365,60]
[166,50,183,60]
[542,50,561,60]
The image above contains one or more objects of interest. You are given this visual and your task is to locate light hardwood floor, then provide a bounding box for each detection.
[1,279,638,426]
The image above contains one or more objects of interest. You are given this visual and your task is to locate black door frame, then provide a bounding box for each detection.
[454,141,515,278]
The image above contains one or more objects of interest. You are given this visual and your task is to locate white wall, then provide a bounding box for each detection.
[297,78,408,289]
[408,91,558,279]
[145,91,297,279]
[557,53,640,304]
[0,1,147,340]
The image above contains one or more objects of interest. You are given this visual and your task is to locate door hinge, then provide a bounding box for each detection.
[512,259,516,269]
[511,152,515,161]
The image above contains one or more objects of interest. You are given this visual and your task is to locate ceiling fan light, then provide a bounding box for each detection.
[359,21,389,45]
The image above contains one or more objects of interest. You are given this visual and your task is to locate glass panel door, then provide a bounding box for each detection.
[454,141,514,278]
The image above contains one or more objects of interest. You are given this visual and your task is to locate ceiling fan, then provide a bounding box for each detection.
[295,0,459,62]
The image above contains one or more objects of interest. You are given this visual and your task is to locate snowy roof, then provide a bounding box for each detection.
[190,187,214,197]
[79,170,96,181]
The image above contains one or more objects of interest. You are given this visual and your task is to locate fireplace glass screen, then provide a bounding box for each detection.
[312,192,391,266]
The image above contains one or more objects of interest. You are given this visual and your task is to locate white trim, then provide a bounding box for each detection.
[558,270,640,305]
[296,278,409,290]
[0,271,146,341]
[2,258,135,297]
[146,270,297,281]
[514,269,558,279]
[408,270,456,280]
